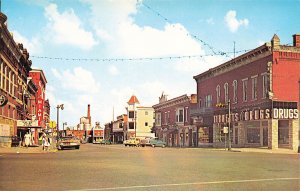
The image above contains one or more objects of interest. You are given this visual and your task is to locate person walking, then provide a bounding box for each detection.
[42,134,46,151]
[24,133,30,148]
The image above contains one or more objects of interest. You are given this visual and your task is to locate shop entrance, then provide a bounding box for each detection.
[263,127,268,146]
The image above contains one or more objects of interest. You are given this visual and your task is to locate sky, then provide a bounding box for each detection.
[2,0,300,129]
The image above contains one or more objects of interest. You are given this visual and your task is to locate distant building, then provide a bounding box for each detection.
[192,34,300,151]
[125,95,155,139]
[153,93,198,147]
[111,114,127,143]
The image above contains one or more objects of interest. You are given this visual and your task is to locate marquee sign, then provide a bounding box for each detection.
[0,94,8,107]
[17,120,39,127]
[214,108,299,123]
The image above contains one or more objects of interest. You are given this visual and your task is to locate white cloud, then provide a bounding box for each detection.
[224,10,249,33]
[12,31,42,54]
[108,65,119,76]
[82,0,203,58]
[52,67,100,93]
[44,3,97,50]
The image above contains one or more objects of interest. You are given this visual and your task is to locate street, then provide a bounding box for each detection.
[0,144,299,191]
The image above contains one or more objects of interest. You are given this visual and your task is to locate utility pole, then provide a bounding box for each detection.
[233,41,236,59]
[228,99,232,150]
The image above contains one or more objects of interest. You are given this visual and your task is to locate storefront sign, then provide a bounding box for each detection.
[0,94,8,107]
[37,98,44,126]
[214,108,299,123]
[17,120,39,127]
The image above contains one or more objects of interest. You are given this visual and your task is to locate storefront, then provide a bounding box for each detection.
[213,104,299,151]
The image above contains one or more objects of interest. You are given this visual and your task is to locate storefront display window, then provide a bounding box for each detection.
[198,127,209,143]
[278,120,289,145]
[247,128,260,144]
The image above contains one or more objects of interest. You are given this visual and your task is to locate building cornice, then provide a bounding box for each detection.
[153,94,191,110]
[193,44,272,83]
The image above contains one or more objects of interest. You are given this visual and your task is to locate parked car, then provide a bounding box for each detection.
[149,138,166,148]
[11,136,21,147]
[140,137,153,147]
[124,137,141,147]
[100,139,111,145]
[57,136,80,150]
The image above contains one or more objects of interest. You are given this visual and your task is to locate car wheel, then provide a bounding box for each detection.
[76,146,80,149]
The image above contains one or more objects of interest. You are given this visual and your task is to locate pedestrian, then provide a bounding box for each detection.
[42,134,46,151]
[44,137,50,151]
[24,133,30,148]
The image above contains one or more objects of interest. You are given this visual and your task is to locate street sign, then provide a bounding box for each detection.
[223,126,229,134]
[49,121,56,128]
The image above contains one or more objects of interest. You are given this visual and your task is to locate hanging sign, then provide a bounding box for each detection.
[0,94,8,107]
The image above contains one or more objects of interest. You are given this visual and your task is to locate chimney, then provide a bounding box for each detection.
[271,34,280,50]
[87,104,91,124]
[293,34,300,47]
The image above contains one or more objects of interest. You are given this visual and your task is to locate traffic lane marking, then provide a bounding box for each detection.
[66,177,300,191]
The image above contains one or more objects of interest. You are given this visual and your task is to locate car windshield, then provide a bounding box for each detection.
[61,137,74,141]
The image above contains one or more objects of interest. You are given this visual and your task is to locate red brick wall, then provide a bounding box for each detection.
[197,55,272,108]
[272,51,300,102]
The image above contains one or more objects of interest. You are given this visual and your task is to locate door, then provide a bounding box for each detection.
[263,127,268,146]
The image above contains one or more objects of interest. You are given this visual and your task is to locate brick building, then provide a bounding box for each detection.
[111,114,127,143]
[0,11,35,146]
[192,34,300,151]
[152,93,198,147]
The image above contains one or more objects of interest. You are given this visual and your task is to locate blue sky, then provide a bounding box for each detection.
[2,0,300,128]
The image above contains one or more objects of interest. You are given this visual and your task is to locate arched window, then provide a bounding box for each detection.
[216,85,220,104]
[232,80,238,103]
[224,83,229,104]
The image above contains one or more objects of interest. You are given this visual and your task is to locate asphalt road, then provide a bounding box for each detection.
[0,144,299,191]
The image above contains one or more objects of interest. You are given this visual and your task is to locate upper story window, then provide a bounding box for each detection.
[242,78,248,102]
[128,111,134,118]
[198,98,202,108]
[262,73,269,99]
[155,112,161,126]
[251,75,258,100]
[205,95,212,108]
[184,107,188,122]
[176,108,184,123]
[224,83,229,104]
[232,80,238,103]
[164,111,168,125]
[216,85,220,104]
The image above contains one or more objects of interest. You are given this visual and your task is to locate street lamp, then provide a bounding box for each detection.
[56,104,64,140]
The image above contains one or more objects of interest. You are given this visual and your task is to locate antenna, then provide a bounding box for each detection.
[233,41,236,59]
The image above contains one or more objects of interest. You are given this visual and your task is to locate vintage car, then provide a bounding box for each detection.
[123,137,141,147]
[149,138,166,148]
[140,137,153,147]
[57,136,80,150]
[99,139,111,145]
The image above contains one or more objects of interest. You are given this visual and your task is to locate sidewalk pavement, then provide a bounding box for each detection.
[201,147,299,155]
[0,146,58,154]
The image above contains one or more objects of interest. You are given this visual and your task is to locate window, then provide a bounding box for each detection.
[164,112,168,125]
[216,85,220,104]
[232,80,238,103]
[145,122,148,126]
[224,83,228,104]
[251,76,258,100]
[198,98,202,108]
[128,111,134,118]
[129,122,134,129]
[242,79,248,102]
[205,95,212,107]
[278,120,289,145]
[262,73,269,98]
[155,113,161,126]
[176,108,184,123]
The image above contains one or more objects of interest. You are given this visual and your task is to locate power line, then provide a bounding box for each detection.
[140,1,229,57]
[30,49,252,62]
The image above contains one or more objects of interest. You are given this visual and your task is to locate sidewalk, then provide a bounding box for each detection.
[0,146,57,154]
[205,147,299,155]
